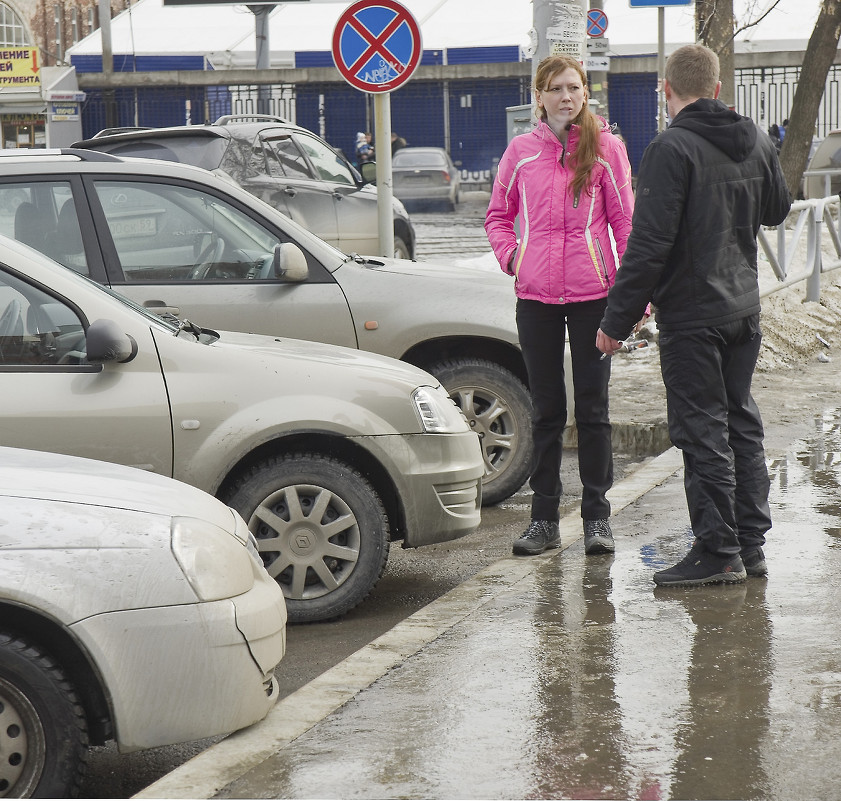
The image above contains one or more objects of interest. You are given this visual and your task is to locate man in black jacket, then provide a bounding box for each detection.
[596,44,791,587]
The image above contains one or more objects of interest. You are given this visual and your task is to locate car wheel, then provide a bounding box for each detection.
[0,632,88,798]
[430,358,533,506]
[393,236,411,260]
[223,453,390,623]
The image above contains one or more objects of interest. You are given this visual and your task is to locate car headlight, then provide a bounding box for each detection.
[412,385,469,434]
[171,517,255,602]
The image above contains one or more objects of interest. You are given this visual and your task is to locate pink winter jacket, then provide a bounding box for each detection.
[485,118,634,304]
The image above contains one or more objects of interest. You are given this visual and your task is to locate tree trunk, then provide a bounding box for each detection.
[779,0,841,197]
[696,0,735,108]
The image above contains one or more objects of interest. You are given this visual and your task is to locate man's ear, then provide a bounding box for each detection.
[663,79,672,101]
[714,81,722,100]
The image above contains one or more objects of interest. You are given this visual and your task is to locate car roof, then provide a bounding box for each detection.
[73,115,302,149]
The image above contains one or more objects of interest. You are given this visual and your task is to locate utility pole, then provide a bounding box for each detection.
[531,0,588,89]
[97,0,115,129]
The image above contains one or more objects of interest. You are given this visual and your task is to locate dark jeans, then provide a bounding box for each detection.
[516,297,613,522]
[659,314,771,556]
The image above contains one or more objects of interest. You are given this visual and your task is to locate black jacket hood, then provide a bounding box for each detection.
[669,98,757,162]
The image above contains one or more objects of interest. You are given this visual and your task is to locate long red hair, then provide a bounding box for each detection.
[534,56,602,197]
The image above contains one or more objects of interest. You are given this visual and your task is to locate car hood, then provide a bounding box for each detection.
[357,256,508,287]
[0,446,235,528]
[209,329,439,386]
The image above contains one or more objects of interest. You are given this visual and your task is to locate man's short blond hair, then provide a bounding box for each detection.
[665,44,720,100]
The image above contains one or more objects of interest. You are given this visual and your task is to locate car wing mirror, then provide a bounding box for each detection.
[86,318,138,363]
[360,161,377,185]
[275,243,309,282]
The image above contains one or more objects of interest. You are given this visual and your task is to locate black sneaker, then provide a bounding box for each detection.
[584,519,615,554]
[741,546,768,577]
[512,520,561,556]
[653,540,747,587]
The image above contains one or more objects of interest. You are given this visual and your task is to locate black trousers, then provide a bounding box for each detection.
[516,297,613,522]
[658,314,771,556]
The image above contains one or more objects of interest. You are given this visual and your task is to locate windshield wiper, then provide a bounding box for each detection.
[174,318,220,343]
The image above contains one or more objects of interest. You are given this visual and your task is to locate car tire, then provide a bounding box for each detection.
[223,453,390,624]
[0,632,88,799]
[393,235,411,260]
[430,358,533,506]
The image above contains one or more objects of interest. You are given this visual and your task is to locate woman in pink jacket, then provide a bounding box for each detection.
[485,54,635,558]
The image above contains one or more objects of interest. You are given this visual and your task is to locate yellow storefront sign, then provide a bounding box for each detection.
[0,48,40,87]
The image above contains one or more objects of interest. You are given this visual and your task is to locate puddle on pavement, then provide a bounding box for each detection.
[219,411,841,801]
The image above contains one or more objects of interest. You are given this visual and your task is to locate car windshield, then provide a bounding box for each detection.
[92,135,228,171]
[393,151,447,168]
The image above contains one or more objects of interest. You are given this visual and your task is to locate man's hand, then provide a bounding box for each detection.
[596,328,623,357]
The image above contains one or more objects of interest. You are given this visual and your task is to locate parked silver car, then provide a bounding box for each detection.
[389,146,462,211]
[0,232,483,623]
[72,115,416,259]
[0,148,531,507]
[0,445,287,797]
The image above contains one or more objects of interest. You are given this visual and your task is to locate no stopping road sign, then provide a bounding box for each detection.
[332,0,422,93]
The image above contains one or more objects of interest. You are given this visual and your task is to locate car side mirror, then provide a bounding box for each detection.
[360,162,377,185]
[86,318,138,363]
[274,243,309,282]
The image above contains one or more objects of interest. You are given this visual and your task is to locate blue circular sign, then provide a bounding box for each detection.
[586,8,608,37]
[332,0,422,93]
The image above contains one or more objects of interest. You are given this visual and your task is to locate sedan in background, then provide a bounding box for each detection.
[391,147,462,211]
[0,446,287,798]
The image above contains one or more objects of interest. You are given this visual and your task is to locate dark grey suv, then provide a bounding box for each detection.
[73,115,416,259]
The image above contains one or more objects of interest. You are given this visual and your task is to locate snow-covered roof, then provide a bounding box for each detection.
[66,0,820,65]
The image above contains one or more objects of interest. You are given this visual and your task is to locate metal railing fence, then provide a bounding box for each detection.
[760,196,841,302]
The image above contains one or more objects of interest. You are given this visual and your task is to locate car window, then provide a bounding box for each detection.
[91,135,229,172]
[91,180,284,283]
[0,182,90,276]
[0,268,88,367]
[393,151,448,168]
[262,135,314,180]
[294,133,356,186]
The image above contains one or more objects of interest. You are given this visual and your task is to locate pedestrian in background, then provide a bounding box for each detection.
[485,54,635,558]
[355,131,374,165]
[596,44,791,586]
[391,132,407,154]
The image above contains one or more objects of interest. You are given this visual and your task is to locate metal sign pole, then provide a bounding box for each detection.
[374,93,394,257]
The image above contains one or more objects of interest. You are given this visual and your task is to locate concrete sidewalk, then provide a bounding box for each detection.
[135,345,841,800]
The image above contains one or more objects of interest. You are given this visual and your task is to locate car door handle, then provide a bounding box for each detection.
[283,187,297,197]
[143,300,180,316]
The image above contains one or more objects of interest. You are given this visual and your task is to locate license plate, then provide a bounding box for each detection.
[108,215,158,238]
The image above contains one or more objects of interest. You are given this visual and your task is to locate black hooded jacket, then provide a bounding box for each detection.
[601,98,791,338]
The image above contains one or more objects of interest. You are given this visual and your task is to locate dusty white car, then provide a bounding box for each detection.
[0,234,482,624]
[0,445,287,798]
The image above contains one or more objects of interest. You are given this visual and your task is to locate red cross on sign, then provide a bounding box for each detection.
[332,0,423,93]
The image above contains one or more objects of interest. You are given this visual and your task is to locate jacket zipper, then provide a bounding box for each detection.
[595,237,607,281]
[559,144,581,207]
